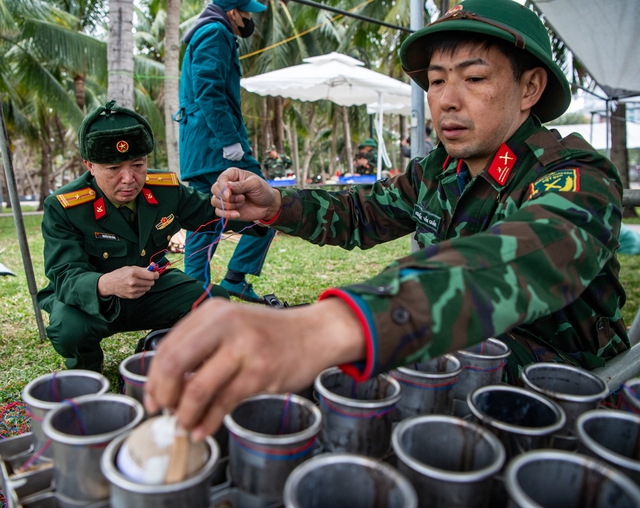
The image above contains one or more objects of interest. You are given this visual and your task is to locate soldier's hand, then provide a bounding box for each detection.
[143,297,366,438]
[210,167,281,222]
[97,266,159,299]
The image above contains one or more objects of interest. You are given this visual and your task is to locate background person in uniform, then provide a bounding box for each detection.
[37,101,246,371]
[175,0,275,304]
[144,0,628,438]
[353,138,378,175]
[262,145,292,179]
[401,122,434,157]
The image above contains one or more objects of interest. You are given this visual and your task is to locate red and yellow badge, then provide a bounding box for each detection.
[488,143,517,186]
[529,169,580,200]
[116,140,129,153]
[142,189,158,205]
[94,197,106,220]
[155,214,175,230]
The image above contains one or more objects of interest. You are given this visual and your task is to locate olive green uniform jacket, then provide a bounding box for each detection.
[37,171,233,321]
[269,116,629,381]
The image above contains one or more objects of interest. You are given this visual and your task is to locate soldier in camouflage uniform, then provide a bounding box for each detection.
[145,0,628,434]
[262,145,292,179]
[353,138,378,175]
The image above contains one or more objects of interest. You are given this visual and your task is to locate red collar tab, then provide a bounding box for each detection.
[456,159,465,176]
[94,197,106,220]
[142,188,158,205]
[442,155,451,171]
[488,144,517,186]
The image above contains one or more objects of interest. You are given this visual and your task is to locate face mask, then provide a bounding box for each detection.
[236,15,255,38]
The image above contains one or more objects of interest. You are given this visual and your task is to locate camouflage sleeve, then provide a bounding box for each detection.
[272,160,426,249]
[321,147,623,379]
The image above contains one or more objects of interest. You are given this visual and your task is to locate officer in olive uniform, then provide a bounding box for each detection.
[353,138,378,175]
[38,101,237,371]
[262,145,292,179]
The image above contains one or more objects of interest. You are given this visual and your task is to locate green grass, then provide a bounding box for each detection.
[0,214,409,402]
[1,213,640,403]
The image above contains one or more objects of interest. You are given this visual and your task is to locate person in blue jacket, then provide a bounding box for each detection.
[175,0,274,303]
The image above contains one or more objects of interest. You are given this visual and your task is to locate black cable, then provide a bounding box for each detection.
[288,0,413,33]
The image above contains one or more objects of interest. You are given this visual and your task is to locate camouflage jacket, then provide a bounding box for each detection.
[263,154,292,179]
[354,149,377,175]
[270,116,629,380]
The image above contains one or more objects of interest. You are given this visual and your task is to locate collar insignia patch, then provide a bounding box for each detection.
[94,197,106,220]
[488,144,517,186]
[142,189,158,205]
[529,169,580,200]
[116,140,129,153]
[155,214,175,230]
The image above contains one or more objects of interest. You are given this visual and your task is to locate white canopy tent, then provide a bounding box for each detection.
[550,122,640,151]
[240,52,426,179]
[532,0,640,100]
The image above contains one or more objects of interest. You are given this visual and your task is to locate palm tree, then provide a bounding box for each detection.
[107,0,135,108]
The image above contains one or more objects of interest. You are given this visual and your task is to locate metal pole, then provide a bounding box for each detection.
[410,0,426,253]
[0,101,47,342]
[605,99,611,159]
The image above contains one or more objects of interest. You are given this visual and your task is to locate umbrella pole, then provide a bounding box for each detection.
[0,101,48,342]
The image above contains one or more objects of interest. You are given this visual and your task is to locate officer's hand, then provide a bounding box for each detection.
[210,167,282,222]
[97,266,159,299]
[143,297,366,438]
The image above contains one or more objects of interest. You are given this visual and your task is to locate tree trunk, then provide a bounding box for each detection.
[164,0,181,172]
[329,112,338,177]
[342,106,352,175]
[38,125,53,211]
[611,103,635,217]
[107,0,135,109]
[260,98,270,153]
[74,74,86,111]
[274,96,284,153]
[291,117,300,182]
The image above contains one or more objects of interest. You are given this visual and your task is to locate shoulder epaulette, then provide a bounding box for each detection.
[56,187,97,209]
[145,172,179,187]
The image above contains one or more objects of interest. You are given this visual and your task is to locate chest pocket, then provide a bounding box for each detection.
[85,238,128,271]
[151,222,180,248]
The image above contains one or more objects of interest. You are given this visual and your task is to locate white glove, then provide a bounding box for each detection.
[223,143,244,161]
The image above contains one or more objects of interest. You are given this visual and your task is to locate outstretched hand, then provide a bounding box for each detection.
[210,167,282,222]
[143,297,366,438]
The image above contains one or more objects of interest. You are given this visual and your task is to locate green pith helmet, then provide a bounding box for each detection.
[360,138,377,148]
[78,100,155,164]
[399,0,571,123]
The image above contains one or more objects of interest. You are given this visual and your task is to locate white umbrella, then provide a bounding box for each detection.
[241,52,420,178]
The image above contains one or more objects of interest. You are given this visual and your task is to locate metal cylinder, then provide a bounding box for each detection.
[392,415,505,508]
[468,385,565,461]
[576,409,640,485]
[42,394,144,502]
[119,351,155,405]
[391,354,461,420]
[505,450,640,508]
[522,362,608,445]
[283,453,418,508]
[314,367,401,458]
[622,378,640,414]
[452,338,510,417]
[224,393,322,503]
[101,431,219,507]
[22,370,110,458]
